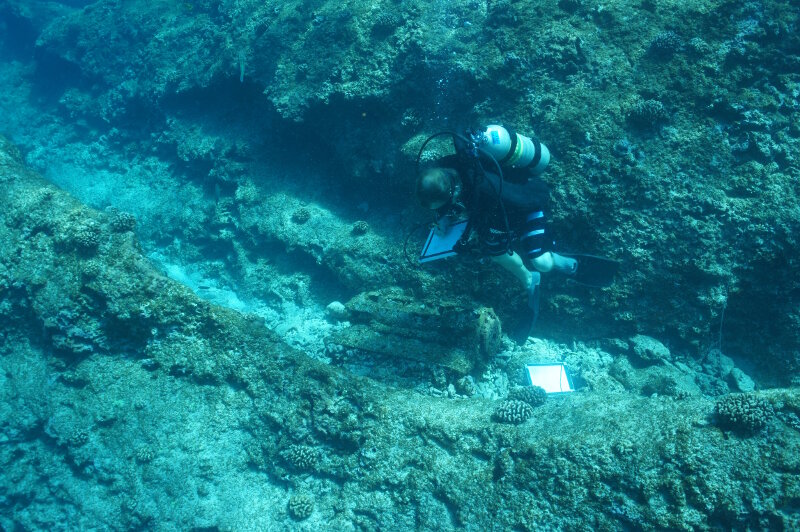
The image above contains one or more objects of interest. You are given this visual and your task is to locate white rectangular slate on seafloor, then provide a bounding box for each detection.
[526,363,574,394]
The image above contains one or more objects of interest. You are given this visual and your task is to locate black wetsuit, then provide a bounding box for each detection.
[434,142,551,265]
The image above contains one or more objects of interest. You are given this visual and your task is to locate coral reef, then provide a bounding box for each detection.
[109,211,137,233]
[16,0,797,383]
[1,0,799,525]
[283,445,318,471]
[290,206,311,225]
[648,30,683,57]
[72,223,102,251]
[135,445,155,463]
[68,428,89,447]
[351,220,369,236]
[0,142,798,528]
[13,0,797,386]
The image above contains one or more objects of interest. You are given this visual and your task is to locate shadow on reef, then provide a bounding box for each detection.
[0,4,38,60]
[724,253,800,381]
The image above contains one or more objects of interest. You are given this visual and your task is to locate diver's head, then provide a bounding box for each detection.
[416,167,457,210]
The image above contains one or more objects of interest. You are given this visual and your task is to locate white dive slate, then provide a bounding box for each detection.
[526,363,574,394]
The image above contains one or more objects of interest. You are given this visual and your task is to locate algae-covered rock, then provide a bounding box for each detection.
[325,300,348,321]
[0,136,23,167]
[332,287,501,374]
[630,334,671,365]
[729,367,756,393]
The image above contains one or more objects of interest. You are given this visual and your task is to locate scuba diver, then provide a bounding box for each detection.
[415,125,617,342]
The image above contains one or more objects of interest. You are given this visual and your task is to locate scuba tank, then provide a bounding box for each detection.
[479,125,550,175]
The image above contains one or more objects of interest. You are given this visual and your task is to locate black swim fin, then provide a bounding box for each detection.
[510,276,540,344]
[510,306,538,345]
[561,253,620,288]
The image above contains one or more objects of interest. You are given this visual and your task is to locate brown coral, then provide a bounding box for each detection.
[508,386,547,407]
[493,400,534,425]
[351,220,369,236]
[714,393,773,434]
[110,211,137,232]
[283,444,317,470]
[291,207,311,224]
[288,493,314,520]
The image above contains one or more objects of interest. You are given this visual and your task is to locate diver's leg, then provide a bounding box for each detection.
[486,228,541,312]
[518,210,576,275]
[531,251,554,272]
[485,228,531,289]
[491,251,532,289]
[493,251,541,343]
[520,210,549,270]
[533,252,577,274]
[492,251,541,314]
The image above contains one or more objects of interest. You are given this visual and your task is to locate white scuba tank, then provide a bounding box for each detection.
[481,124,550,175]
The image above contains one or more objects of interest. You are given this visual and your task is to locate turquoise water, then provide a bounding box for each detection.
[0,0,798,529]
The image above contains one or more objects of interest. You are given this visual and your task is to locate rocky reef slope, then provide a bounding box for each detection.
[2,135,800,530]
[12,0,796,381]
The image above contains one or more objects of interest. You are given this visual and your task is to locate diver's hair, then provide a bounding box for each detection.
[416,167,456,209]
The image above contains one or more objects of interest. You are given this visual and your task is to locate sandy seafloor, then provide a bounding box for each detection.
[0,0,799,530]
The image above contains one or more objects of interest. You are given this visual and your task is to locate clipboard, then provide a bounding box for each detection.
[419,219,469,263]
